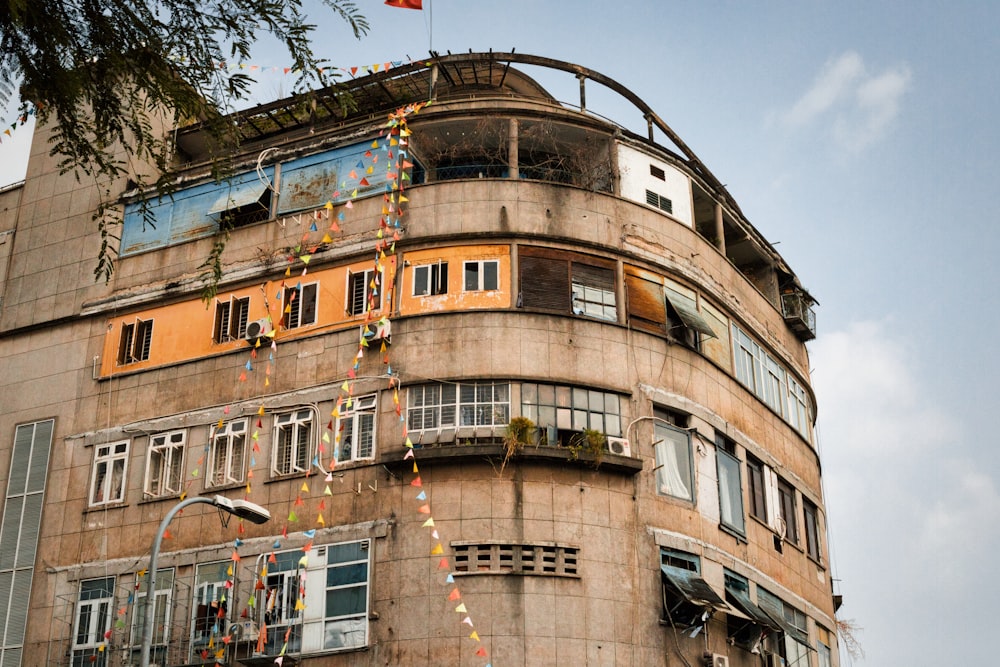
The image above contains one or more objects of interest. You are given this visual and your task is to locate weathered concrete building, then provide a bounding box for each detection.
[0,53,837,666]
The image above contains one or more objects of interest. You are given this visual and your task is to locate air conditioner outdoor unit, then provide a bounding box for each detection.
[244,318,270,343]
[228,619,261,641]
[361,318,391,345]
[607,436,632,457]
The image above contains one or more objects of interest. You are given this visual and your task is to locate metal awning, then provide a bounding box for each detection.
[725,585,780,630]
[660,566,730,613]
[757,603,810,647]
[664,292,717,338]
[208,182,270,216]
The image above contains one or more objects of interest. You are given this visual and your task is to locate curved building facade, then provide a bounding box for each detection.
[0,53,836,666]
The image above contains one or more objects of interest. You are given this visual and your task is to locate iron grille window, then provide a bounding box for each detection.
[273,409,314,475]
[348,269,382,316]
[213,296,251,343]
[208,420,247,487]
[283,283,318,329]
[406,382,510,432]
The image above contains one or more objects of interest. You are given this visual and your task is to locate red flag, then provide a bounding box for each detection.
[385,0,422,8]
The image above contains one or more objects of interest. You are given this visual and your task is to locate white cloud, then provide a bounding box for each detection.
[811,320,1000,664]
[779,51,912,152]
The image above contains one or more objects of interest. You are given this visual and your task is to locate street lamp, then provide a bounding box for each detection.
[140,495,270,667]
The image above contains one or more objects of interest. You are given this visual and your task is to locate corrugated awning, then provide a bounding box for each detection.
[665,291,717,338]
[208,182,270,216]
[660,566,730,613]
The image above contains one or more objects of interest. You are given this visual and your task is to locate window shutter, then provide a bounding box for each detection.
[624,271,666,334]
[519,255,570,312]
[571,262,614,291]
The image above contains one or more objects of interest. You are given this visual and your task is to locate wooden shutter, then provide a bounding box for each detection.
[519,251,570,312]
[624,269,666,334]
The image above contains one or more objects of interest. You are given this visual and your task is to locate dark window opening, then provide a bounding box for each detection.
[650,164,666,180]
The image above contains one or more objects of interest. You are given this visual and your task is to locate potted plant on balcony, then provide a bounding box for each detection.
[500,416,536,475]
[568,428,607,469]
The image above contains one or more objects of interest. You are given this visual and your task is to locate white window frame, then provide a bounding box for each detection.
[463,260,499,292]
[208,420,247,487]
[413,261,448,296]
[144,430,185,498]
[129,568,173,658]
[335,394,377,463]
[72,577,115,664]
[347,269,383,316]
[190,561,230,656]
[407,382,512,433]
[117,318,153,365]
[213,295,251,343]
[284,282,318,329]
[653,423,693,502]
[302,541,371,652]
[273,409,314,476]
[89,441,128,506]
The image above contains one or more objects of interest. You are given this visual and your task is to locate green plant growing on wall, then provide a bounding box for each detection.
[568,428,607,469]
[500,416,536,476]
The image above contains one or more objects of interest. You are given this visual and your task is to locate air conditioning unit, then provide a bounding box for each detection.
[245,318,270,343]
[361,318,391,345]
[607,436,632,457]
[228,619,261,641]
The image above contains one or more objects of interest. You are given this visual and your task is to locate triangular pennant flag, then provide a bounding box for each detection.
[470,630,480,641]
[421,517,435,527]
[476,647,488,657]
[455,603,467,613]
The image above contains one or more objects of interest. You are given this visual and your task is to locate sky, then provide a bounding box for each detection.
[3,1,997,664]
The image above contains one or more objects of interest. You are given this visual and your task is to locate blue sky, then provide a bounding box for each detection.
[3,2,997,663]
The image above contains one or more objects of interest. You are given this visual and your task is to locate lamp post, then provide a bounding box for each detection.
[140,495,270,667]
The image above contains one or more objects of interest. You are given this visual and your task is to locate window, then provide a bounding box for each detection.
[777,478,799,544]
[757,588,810,664]
[72,577,115,667]
[733,323,813,441]
[645,189,673,214]
[213,296,251,343]
[664,284,716,348]
[803,498,821,562]
[191,561,230,655]
[145,430,185,498]
[208,420,247,487]
[213,187,271,228]
[347,269,381,316]
[273,409,313,475]
[129,569,173,664]
[259,541,371,655]
[723,570,777,651]
[746,455,767,522]
[117,318,153,365]
[649,164,666,180]
[463,260,499,291]
[413,261,448,295]
[520,383,621,445]
[407,382,510,434]
[716,435,746,535]
[518,247,616,322]
[336,394,377,463]
[817,626,833,667]
[90,441,128,506]
[0,420,53,664]
[452,542,579,576]
[283,282,318,329]
[653,422,693,502]
[659,548,729,630]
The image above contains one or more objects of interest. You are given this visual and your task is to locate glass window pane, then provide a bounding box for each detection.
[557,408,572,429]
[537,384,555,405]
[484,262,499,290]
[573,410,588,431]
[325,585,367,617]
[521,383,537,405]
[556,386,572,408]
[605,414,621,437]
[538,406,556,428]
[571,388,587,410]
[327,563,368,587]
[324,617,366,650]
